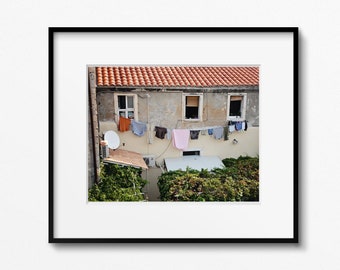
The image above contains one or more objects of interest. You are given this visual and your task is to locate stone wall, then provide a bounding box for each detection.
[88,102,95,188]
[97,89,259,130]
[246,92,260,127]
[87,67,100,188]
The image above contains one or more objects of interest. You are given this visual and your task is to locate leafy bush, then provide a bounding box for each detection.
[220,156,259,181]
[157,156,259,201]
[88,163,147,201]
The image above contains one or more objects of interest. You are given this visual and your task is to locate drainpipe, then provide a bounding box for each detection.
[88,67,100,184]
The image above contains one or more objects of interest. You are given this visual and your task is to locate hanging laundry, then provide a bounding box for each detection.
[208,128,213,135]
[131,120,147,137]
[119,116,131,132]
[166,128,172,140]
[235,121,243,131]
[190,130,200,140]
[172,129,190,150]
[229,124,235,133]
[241,121,246,131]
[213,127,224,140]
[244,121,248,131]
[155,126,167,139]
[200,129,207,135]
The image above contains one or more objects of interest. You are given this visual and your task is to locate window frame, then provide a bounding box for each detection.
[182,93,203,121]
[114,93,138,122]
[227,93,247,121]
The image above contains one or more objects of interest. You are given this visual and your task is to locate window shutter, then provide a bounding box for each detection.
[230,96,243,101]
[186,96,199,107]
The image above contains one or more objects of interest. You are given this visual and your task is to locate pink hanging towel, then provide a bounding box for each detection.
[172,129,190,150]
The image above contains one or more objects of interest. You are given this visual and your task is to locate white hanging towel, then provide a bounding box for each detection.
[172,129,190,150]
[242,121,246,130]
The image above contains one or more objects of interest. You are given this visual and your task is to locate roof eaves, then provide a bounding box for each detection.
[96,85,259,92]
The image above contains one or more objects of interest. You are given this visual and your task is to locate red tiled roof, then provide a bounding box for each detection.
[96,66,259,87]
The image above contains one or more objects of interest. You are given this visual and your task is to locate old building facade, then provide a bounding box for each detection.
[88,66,259,200]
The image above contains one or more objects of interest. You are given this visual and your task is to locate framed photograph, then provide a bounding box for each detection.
[49,27,298,243]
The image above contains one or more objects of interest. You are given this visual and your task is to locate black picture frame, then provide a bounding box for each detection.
[49,27,299,243]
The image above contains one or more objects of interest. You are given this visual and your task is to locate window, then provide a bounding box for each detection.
[227,93,247,120]
[183,93,203,121]
[114,93,138,121]
[183,150,200,156]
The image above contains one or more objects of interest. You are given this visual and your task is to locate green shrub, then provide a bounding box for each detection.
[221,156,259,181]
[157,156,259,201]
[88,163,147,201]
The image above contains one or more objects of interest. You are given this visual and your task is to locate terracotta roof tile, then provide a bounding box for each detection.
[96,66,259,87]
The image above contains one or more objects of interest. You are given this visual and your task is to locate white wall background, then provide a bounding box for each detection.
[1,0,339,269]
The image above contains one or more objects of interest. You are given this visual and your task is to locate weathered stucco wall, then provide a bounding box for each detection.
[88,102,94,188]
[96,89,259,160]
[97,92,115,121]
[246,92,259,127]
[138,92,182,128]
[137,91,233,129]
[99,124,259,159]
[97,89,259,130]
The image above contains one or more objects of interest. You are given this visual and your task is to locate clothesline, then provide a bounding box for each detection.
[118,117,247,140]
[118,116,247,129]
[183,125,227,131]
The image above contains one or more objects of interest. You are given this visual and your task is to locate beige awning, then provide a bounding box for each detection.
[103,149,148,169]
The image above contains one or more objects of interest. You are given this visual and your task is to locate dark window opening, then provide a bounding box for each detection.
[185,107,199,119]
[230,100,242,117]
[118,96,126,109]
[185,96,199,119]
[183,150,200,156]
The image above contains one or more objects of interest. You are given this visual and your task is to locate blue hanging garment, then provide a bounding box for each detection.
[213,127,224,140]
[235,122,243,131]
[131,120,147,136]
